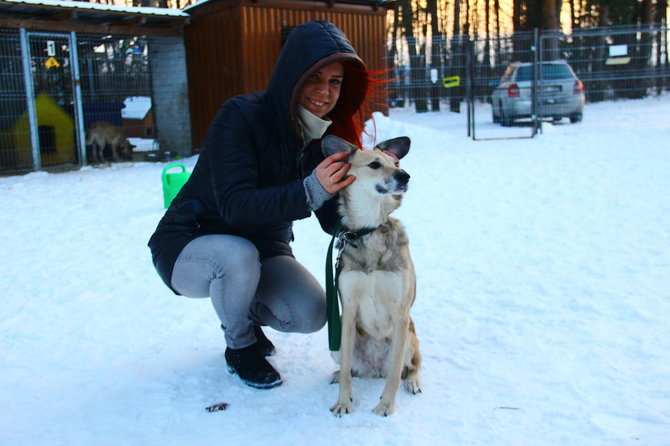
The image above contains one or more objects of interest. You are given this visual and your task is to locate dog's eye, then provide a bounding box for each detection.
[368,161,382,169]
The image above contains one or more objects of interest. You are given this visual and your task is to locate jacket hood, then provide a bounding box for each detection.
[265,21,366,133]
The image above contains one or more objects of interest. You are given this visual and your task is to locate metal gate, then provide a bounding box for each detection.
[0,30,151,173]
[22,31,82,170]
[1,28,189,175]
[467,30,540,141]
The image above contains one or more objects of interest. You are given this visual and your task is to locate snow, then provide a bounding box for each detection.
[122,97,152,120]
[183,0,212,12]
[1,96,669,445]
[128,137,158,152]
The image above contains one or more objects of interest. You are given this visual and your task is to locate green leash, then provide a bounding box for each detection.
[325,220,343,351]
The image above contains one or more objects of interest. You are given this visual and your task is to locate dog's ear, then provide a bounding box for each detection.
[374,137,411,160]
[322,135,359,158]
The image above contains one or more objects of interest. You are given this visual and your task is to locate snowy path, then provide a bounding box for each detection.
[1,96,669,445]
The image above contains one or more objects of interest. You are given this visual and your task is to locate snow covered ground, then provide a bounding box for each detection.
[1,96,669,446]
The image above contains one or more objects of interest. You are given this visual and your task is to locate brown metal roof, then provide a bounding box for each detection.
[184,0,393,12]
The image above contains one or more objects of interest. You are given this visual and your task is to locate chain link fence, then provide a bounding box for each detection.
[386,24,670,140]
[0,29,189,174]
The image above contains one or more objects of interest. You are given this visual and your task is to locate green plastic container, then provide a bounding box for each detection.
[161,162,191,208]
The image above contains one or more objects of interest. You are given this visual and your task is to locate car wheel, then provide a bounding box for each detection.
[499,101,512,126]
[501,114,513,127]
[492,108,500,123]
[569,113,583,123]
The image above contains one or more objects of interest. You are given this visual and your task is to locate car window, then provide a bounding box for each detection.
[542,64,574,80]
[516,64,575,82]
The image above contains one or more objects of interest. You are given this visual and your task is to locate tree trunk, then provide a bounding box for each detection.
[494,0,501,61]
[544,0,560,60]
[484,0,491,68]
[512,0,524,55]
[635,0,654,98]
[450,0,462,112]
[388,6,404,107]
[398,0,428,112]
[427,0,442,111]
[568,0,577,30]
[660,0,669,91]
[513,0,522,33]
[590,5,609,102]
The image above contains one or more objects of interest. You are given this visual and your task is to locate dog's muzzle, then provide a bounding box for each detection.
[394,170,410,193]
[375,170,411,195]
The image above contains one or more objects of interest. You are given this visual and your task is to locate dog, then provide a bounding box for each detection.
[86,121,134,163]
[322,135,422,417]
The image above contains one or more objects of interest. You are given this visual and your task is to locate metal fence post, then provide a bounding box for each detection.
[468,36,477,140]
[69,31,87,166]
[19,28,40,171]
[532,28,541,136]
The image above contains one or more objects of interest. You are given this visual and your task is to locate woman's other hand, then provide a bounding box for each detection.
[315,151,356,194]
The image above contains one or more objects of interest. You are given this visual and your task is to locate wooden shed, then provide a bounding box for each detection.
[183,0,390,150]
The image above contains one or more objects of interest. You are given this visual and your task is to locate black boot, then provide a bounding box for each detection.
[225,344,283,389]
[220,324,275,357]
[253,326,276,357]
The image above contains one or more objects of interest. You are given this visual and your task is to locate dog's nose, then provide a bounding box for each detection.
[395,170,410,185]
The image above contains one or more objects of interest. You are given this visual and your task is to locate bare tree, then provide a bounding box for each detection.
[398,0,428,112]
[661,0,670,91]
[484,0,491,69]
[450,0,463,112]
[494,0,502,60]
[568,0,577,30]
[544,0,561,60]
[426,0,442,111]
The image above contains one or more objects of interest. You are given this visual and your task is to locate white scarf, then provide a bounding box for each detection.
[298,105,333,147]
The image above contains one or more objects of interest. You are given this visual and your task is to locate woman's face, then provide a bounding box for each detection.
[299,62,344,118]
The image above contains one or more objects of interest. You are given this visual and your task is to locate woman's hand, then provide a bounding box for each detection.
[315,151,356,194]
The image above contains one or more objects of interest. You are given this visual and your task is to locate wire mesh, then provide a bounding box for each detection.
[0,28,29,171]
[0,30,164,174]
[385,24,670,140]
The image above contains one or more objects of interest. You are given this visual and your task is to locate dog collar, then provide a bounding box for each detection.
[337,226,379,249]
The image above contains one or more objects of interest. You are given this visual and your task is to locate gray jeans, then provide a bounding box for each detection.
[170,234,327,349]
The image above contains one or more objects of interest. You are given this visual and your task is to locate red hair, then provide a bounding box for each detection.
[327,63,390,148]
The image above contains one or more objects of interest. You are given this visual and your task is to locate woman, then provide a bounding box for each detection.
[148,21,376,389]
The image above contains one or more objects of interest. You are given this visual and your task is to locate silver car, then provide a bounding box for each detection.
[491,60,585,126]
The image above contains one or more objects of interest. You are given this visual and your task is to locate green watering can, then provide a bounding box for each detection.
[161,162,191,209]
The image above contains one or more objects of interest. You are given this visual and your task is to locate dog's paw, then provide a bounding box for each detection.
[372,399,395,417]
[330,398,354,416]
[330,370,340,384]
[403,376,422,395]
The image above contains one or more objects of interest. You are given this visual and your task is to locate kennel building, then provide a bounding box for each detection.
[0,0,191,174]
[183,0,390,150]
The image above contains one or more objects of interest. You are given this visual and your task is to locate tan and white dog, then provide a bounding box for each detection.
[322,135,422,417]
[86,121,134,163]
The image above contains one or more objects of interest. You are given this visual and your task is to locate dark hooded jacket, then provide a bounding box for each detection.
[148,21,366,293]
